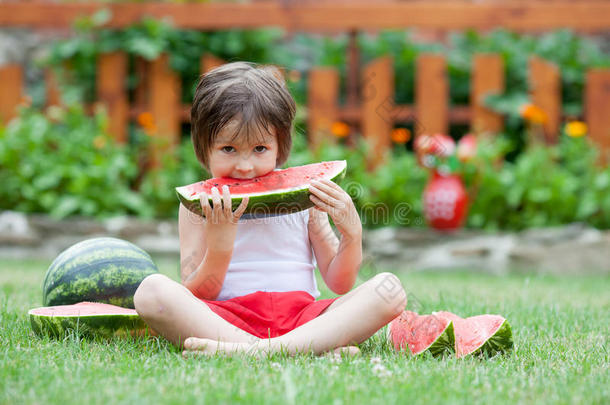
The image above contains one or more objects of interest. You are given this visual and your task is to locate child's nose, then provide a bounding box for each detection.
[236,157,254,172]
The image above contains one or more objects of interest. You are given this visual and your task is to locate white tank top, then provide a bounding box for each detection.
[215,209,321,301]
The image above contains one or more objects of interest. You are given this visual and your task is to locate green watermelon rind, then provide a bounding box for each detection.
[29,309,147,339]
[468,319,514,358]
[43,237,159,309]
[425,321,455,357]
[176,161,347,217]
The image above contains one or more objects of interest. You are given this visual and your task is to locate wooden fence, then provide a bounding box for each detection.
[2,1,610,31]
[1,51,610,168]
[309,54,610,166]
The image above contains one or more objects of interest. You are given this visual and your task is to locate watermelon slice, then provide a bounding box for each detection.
[434,311,513,358]
[387,311,455,357]
[29,302,147,338]
[176,160,347,217]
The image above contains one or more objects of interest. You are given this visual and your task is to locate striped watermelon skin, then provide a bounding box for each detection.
[43,238,158,309]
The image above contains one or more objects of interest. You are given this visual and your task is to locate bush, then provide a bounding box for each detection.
[2,103,609,229]
[465,134,610,230]
[0,104,146,218]
[7,17,610,229]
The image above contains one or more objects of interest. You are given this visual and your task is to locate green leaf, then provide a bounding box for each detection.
[506,185,524,208]
[127,37,163,60]
[51,196,81,219]
[91,8,112,27]
[594,173,610,190]
[32,171,62,190]
[576,194,598,219]
[117,191,146,213]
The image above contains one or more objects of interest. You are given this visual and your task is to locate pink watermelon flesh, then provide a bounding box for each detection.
[434,311,512,358]
[29,302,138,316]
[179,160,345,197]
[388,310,455,356]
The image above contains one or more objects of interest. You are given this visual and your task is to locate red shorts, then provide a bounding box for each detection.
[200,291,338,339]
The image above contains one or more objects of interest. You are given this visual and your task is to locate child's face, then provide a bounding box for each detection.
[208,120,279,179]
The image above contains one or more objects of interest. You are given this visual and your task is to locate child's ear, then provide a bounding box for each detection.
[262,65,287,86]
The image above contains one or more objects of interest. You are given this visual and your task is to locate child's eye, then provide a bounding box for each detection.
[222,146,235,153]
[254,146,267,153]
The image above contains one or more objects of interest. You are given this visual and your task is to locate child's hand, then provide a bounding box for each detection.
[199,185,249,253]
[308,179,362,239]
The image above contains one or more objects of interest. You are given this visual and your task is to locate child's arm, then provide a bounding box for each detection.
[308,179,362,295]
[178,186,248,300]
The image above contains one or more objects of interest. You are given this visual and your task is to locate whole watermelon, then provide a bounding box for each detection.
[43,237,158,308]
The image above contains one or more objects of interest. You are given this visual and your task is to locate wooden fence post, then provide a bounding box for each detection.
[133,56,149,116]
[149,53,181,168]
[201,54,225,75]
[586,69,610,163]
[307,68,339,152]
[529,56,561,144]
[97,52,129,143]
[471,53,504,135]
[44,68,62,107]
[0,64,23,124]
[361,56,393,169]
[415,54,448,136]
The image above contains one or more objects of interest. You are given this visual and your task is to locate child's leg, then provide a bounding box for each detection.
[134,274,259,347]
[184,272,406,356]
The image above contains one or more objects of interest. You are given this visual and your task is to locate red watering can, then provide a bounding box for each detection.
[423,171,468,231]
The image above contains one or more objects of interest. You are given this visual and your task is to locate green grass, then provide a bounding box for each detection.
[1,256,608,404]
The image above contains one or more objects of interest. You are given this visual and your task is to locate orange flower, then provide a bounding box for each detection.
[520,103,547,124]
[137,112,156,134]
[565,121,587,138]
[391,128,411,144]
[331,121,350,138]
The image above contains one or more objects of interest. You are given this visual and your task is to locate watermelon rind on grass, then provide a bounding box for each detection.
[478,318,513,357]
[388,310,513,359]
[434,311,514,358]
[43,237,159,309]
[29,302,147,339]
[427,321,455,357]
[175,160,347,218]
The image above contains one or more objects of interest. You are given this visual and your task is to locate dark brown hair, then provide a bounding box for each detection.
[190,62,296,171]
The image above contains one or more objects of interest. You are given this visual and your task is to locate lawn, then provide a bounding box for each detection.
[1,256,608,404]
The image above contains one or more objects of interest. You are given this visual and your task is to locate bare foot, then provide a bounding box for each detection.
[182,337,252,357]
[182,338,361,359]
[325,346,361,359]
[333,346,361,356]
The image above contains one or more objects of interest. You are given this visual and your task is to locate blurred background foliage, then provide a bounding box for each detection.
[2,13,610,229]
[35,14,610,140]
[2,102,609,229]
